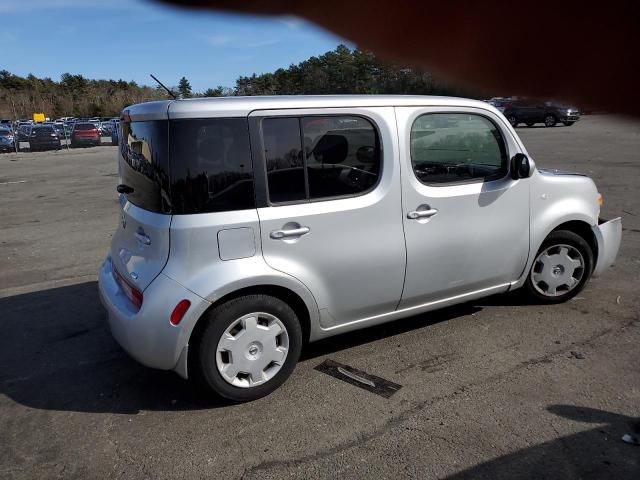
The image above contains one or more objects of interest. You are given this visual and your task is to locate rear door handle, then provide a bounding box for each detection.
[270,227,310,239]
[407,208,438,220]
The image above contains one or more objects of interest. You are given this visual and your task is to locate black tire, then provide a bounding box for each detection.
[564,121,575,126]
[544,115,557,127]
[526,123,534,127]
[191,294,302,402]
[507,115,518,127]
[524,230,594,304]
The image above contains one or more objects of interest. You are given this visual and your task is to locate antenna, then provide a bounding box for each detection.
[150,74,177,100]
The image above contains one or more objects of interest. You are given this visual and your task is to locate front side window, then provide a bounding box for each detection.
[263,115,381,203]
[169,118,254,214]
[410,113,507,185]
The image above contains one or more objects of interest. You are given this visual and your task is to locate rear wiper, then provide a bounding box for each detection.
[116,184,134,194]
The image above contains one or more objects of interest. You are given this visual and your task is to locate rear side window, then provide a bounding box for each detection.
[263,115,380,203]
[169,118,254,214]
[410,113,507,185]
[120,120,170,213]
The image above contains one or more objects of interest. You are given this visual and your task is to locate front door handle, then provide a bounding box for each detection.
[407,208,438,220]
[270,226,310,239]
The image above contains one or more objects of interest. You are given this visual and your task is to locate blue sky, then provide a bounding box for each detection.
[1,0,347,91]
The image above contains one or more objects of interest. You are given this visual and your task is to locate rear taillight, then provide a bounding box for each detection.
[113,267,143,311]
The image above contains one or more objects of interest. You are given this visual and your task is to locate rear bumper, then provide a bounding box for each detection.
[72,137,100,144]
[592,217,622,277]
[98,254,210,377]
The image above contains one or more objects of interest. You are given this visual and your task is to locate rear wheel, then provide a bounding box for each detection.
[544,115,557,127]
[524,230,594,303]
[507,115,518,127]
[191,294,302,402]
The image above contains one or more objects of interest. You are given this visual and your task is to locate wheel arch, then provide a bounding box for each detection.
[550,220,598,259]
[188,284,313,364]
[512,215,598,290]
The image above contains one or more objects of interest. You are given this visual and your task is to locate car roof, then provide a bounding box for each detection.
[125,95,500,121]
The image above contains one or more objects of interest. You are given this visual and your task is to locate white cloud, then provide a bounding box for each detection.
[203,34,235,47]
[278,16,304,30]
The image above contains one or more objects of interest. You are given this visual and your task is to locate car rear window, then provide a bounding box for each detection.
[119,118,254,215]
[169,118,254,214]
[74,123,95,130]
[119,120,171,213]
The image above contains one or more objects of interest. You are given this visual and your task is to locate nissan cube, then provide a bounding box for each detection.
[98,95,622,402]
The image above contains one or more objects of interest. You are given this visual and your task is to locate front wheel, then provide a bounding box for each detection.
[507,115,518,127]
[544,115,557,127]
[191,294,302,402]
[524,230,594,303]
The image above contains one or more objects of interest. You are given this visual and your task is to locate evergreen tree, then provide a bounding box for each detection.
[177,77,192,98]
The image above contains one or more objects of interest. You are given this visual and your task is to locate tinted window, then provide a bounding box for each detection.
[303,116,380,199]
[74,123,95,131]
[169,118,255,214]
[119,120,170,213]
[410,113,507,184]
[263,117,306,203]
[263,115,380,203]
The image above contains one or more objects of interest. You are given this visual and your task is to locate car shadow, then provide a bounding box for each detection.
[0,282,227,414]
[0,281,491,414]
[446,405,639,479]
[0,282,543,414]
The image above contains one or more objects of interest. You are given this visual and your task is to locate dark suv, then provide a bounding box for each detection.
[29,125,62,151]
[502,101,580,128]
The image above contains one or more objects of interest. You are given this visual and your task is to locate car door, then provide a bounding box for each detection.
[396,106,530,309]
[250,107,406,328]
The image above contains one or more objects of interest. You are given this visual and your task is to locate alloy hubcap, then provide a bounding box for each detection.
[216,312,289,388]
[531,244,584,297]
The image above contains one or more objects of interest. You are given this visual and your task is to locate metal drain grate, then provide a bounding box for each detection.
[315,359,402,398]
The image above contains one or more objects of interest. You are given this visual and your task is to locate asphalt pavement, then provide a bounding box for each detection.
[0,115,638,479]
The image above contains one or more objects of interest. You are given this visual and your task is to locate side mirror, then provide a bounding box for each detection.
[510,153,531,179]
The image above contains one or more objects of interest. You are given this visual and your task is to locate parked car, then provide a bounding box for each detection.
[98,95,621,402]
[28,124,61,151]
[503,101,581,127]
[111,120,120,146]
[485,97,514,113]
[70,122,101,147]
[0,127,15,152]
[16,123,32,142]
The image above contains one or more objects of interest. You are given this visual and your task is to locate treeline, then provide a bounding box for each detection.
[0,71,166,119]
[0,45,481,119]
[232,45,480,97]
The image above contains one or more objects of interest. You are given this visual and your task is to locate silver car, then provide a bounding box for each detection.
[98,95,622,402]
